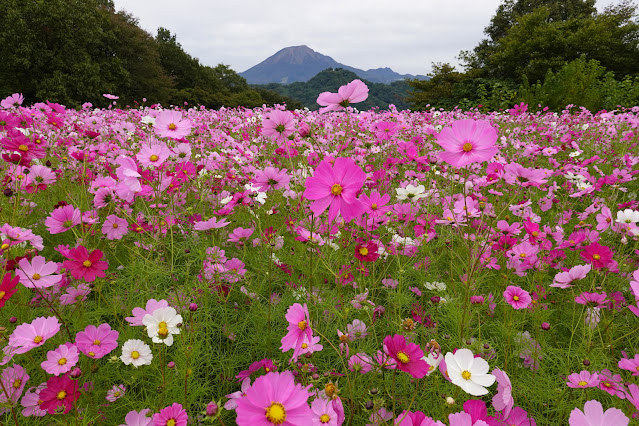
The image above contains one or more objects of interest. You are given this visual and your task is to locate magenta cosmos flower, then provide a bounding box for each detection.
[317,79,369,113]
[17,256,62,288]
[262,110,296,143]
[303,157,366,224]
[503,286,532,310]
[567,371,599,388]
[154,110,192,139]
[383,334,430,378]
[253,166,290,192]
[75,323,119,359]
[0,271,19,307]
[568,400,628,426]
[580,243,614,269]
[280,303,313,361]
[436,119,498,168]
[63,246,108,282]
[235,370,312,426]
[38,374,80,414]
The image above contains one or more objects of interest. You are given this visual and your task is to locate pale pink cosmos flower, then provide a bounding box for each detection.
[44,204,82,234]
[120,408,153,426]
[310,397,339,426]
[16,256,62,288]
[224,378,251,411]
[20,383,47,417]
[492,368,514,418]
[568,400,628,426]
[75,323,119,359]
[193,217,230,231]
[106,384,126,402]
[348,352,373,374]
[59,284,91,305]
[3,317,61,364]
[136,141,172,168]
[1,93,24,108]
[551,264,592,289]
[303,157,366,224]
[227,227,254,245]
[317,79,369,113]
[436,119,498,168]
[0,364,29,412]
[102,214,128,240]
[262,110,296,143]
[40,343,79,376]
[155,110,192,139]
[567,371,600,388]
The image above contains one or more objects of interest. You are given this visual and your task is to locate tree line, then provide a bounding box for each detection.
[0,0,300,109]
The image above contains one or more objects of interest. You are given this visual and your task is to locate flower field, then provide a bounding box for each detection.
[1,82,639,425]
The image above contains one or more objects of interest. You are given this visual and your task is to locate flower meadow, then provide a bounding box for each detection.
[0,82,639,425]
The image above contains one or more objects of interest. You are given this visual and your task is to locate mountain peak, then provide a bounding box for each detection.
[240,46,427,85]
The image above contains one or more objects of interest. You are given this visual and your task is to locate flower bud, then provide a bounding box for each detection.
[206,401,218,417]
[445,397,455,406]
[189,303,198,312]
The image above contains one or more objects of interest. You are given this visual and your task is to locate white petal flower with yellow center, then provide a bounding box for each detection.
[120,339,153,367]
[142,307,182,346]
[445,348,495,396]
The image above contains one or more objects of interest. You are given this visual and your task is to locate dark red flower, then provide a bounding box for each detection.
[354,242,379,262]
[39,374,80,414]
[0,272,19,307]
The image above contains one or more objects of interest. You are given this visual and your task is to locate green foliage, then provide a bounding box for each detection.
[258,68,412,111]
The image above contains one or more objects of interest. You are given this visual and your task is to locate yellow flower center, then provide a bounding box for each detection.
[513,295,519,301]
[266,402,287,424]
[168,123,177,130]
[462,142,473,152]
[131,351,140,359]
[0,243,8,250]
[33,336,43,344]
[298,320,307,331]
[301,343,308,349]
[158,327,169,337]
[57,390,67,400]
[112,223,118,228]
[18,144,29,152]
[358,247,369,256]
[83,260,92,267]
[88,352,95,357]
[0,291,5,299]
[462,370,472,380]
[114,391,120,397]
[330,183,343,196]
[32,273,41,280]
[12,379,21,389]
[519,253,526,258]
[593,254,601,260]
[371,203,378,210]
[325,383,336,398]
[397,351,410,364]
[167,419,176,426]
[320,414,331,423]
[150,154,159,162]
[532,231,539,237]
[93,339,101,346]
[58,358,67,365]
[578,381,587,386]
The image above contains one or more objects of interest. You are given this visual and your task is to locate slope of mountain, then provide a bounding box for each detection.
[240,45,428,85]
[257,68,412,111]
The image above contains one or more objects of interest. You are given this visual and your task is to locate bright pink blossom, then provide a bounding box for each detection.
[317,79,369,113]
[436,119,498,168]
[155,110,192,139]
[40,343,79,376]
[63,246,108,282]
[383,334,430,378]
[44,204,81,234]
[568,400,628,426]
[503,286,532,310]
[38,374,80,414]
[75,323,119,359]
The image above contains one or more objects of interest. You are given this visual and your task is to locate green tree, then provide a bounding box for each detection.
[407,63,466,110]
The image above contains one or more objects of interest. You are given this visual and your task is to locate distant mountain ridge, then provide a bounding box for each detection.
[240,45,428,85]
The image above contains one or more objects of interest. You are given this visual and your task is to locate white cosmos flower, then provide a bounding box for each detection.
[396,184,427,202]
[616,209,639,224]
[120,339,153,367]
[422,352,443,376]
[445,348,496,396]
[142,307,182,346]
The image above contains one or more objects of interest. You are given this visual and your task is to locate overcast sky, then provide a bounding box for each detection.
[112,0,621,76]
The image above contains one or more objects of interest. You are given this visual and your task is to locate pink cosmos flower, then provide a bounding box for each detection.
[492,368,513,418]
[396,410,446,426]
[137,141,172,168]
[155,110,192,139]
[125,299,170,326]
[4,316,60,362]
[120,408,153,426]
[253,167,290,191]
[152,403,188,425]
[63,246,108,282]
[16,256,62,288]
[193,217,230,231]
[597,369,626,398]
[503,286,532,310]
[448,411,489,426]
[41,343,79,376]
[317,79,369,113]
[228,227,254,245]
[383,334,430,378]
[102,214,128,240]
[551,264,591,289]
[1,93,24,108]
[38,374,80,414]
[303,157,366,224]
[575,292,608,309]
[348,352,373,374]
[235,370,312,426]
[436,119,498,168]
[0,364,29,411]
[75,323,119,359]
[568,400,628,426]
[311,397,339,426]
[262,110,296,143]
[496,406,537,426]
[59,284,91,305]
[106,384,126,402]
[280,303,313,361]
[225,378,251,410]
[20,383,47,417]
[618,354,639,375]
[44,204,81,234]
[567,371,600,388]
